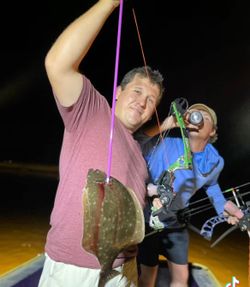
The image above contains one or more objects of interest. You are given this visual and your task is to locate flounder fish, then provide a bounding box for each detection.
[82,169,145,287]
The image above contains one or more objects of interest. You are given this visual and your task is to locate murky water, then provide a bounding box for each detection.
[0,175,248,286]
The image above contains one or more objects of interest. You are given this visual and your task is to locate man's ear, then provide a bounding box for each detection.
[209,128,216,138]
[116,86,122,100]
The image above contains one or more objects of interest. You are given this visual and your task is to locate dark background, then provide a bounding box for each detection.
[0,0,250,208]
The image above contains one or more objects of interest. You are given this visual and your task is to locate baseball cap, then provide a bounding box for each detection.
[188,103,217,128]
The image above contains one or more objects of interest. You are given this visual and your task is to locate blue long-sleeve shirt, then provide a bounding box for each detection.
[143,137,226,215]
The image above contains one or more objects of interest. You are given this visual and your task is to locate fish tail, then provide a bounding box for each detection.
[98,269,120,287]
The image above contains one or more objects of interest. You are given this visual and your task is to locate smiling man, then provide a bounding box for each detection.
[116,74,161,132]
[38,0,164,287]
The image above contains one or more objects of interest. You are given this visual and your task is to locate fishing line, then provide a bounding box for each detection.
[106,0,124,182]
[131,7,171,169]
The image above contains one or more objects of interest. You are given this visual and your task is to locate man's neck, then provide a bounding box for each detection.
[190,138,209,153]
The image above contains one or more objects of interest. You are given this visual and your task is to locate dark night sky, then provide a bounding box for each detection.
[0,0,250,189]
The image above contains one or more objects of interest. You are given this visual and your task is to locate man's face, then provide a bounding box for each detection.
[187,109,216,142]
[115,75,160,133]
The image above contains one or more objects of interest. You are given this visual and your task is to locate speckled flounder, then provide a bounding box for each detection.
[82,169,145,287]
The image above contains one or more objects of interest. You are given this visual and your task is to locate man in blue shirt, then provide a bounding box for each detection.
[136,103,241,287]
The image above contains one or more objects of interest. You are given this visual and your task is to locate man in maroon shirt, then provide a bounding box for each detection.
[38,1,165,286]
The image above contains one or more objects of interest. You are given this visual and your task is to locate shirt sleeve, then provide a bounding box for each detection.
[54,75,107,132]
[205,183,226,215]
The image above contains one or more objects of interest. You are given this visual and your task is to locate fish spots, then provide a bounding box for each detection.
[82,169,145,286]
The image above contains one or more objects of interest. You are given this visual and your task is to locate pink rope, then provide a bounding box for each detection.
[106,0,124,183]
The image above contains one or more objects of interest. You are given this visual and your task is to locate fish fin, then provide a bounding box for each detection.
[98,269,120,287]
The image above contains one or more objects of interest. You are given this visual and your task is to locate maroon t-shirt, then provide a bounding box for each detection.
[45,76,148,268]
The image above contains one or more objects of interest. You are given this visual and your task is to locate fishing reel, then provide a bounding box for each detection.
[154,170,176,210]
[149,170,184,230]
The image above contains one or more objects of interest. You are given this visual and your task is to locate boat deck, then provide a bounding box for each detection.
[0,254,222,287]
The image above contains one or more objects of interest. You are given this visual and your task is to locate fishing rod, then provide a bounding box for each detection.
[182,185,250,218]
[187,182,250,208]
[181,189,250,218]
[144,185,250,239]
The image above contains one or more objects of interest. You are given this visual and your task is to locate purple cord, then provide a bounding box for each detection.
[106,0,124,183]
